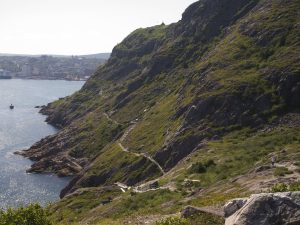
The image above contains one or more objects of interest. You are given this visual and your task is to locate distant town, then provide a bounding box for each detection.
[0,53,110,81]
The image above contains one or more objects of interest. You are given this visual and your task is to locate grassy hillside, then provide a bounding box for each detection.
[18,0,300,223]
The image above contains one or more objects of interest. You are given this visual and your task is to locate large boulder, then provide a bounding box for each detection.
[224,198,248,218]
[225,192,300,225]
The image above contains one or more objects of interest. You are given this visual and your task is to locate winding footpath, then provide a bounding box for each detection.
[118,142,165,174]
[106,112,166,175]
[103,112,167,192]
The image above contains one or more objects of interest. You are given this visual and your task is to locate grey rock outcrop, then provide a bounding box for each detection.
[225,192,300,225]
[224,198,248,218]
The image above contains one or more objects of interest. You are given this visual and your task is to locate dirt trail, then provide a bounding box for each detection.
[118,142,140,157]
[120,123,137,142]
[141,152,165,174]
[116,118,165,174]
[104,112,167,190]
[118,142,165,174]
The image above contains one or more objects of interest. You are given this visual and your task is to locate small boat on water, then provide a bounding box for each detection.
[9,104,14,110]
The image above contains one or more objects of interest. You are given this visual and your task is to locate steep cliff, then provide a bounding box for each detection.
[19,0,300,223]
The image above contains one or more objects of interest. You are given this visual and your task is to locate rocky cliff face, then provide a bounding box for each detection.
[18,0,300,223]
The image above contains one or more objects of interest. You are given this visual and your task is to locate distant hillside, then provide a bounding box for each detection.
[0,53,110,80]
[18,0,300,224]
[79,53,111,59]
[0,52,111,59]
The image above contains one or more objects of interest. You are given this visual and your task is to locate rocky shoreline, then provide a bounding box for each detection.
[15,105,88,177]
[15,128,88,177]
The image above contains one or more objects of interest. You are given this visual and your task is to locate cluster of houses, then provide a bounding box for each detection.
[0,55,107,80]
[0,69,12,78]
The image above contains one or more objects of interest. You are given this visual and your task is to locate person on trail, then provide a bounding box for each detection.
[271,155,276,167]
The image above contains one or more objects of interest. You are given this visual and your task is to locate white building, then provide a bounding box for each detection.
[0,69,11,77]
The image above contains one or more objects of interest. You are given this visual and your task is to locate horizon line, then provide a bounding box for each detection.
[0,52,111,57]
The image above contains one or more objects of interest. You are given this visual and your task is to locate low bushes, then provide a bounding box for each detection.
[270,181,300,192]
[189,159,216,174]
[274,167,293,177]
[156,217,188,225]
[0,204,52,225]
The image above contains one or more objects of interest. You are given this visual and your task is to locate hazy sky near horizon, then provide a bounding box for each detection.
[0,0,196,55]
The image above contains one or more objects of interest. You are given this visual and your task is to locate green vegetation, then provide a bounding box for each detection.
[185,213,224,225]
[270,182,300,192]
[174,127,300,190]
[112,189,183,217]
[69,112,124,158]
[189,159,216,174]
[156,213,224,225]
[190,189,248,208]
[274,167,293,177]
[49,187,122,224]
[116,24,168,52]
[50,189,185,224]
[270,183,289,192]
[156,217,188,225]
[0,204,52,225]
[68,142,162,193]
[124,94,182,154]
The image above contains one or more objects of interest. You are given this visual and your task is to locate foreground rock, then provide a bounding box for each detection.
[224,198,248,218]
[225,192,300,225]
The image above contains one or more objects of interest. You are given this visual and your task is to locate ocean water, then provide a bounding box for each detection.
[0,79,84,208]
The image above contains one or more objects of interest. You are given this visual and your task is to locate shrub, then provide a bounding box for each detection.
[187,213,225,225]
[189,159,216,174]
[0,204,52,225]
[270,183,288,192]
[156,213,225,225]
[156,217,188,225]
[289,181,300,191]
[270,181,300,192]
[293,161,300,166]
[274,167,293,176]
[205,159,216,168]
[190,162,207,173]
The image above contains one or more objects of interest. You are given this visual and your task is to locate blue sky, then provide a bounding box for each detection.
[0,0,196,55]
